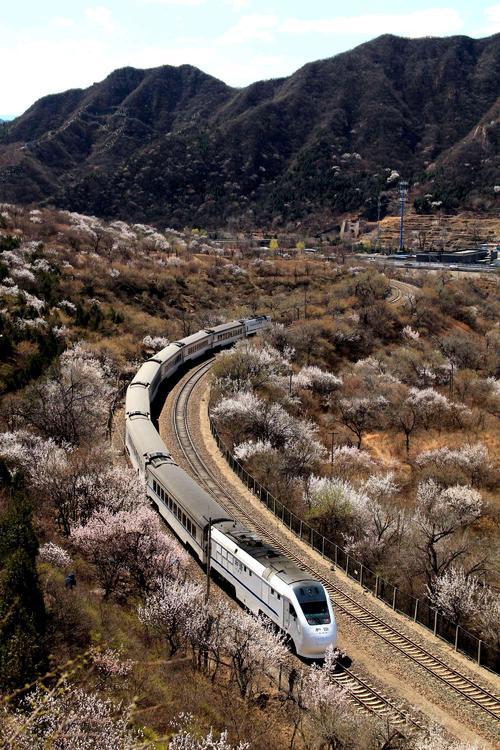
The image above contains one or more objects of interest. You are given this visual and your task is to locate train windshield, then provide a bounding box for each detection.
[294,583,331,625]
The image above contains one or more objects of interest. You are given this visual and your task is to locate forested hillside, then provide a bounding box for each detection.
[0,34,498,228]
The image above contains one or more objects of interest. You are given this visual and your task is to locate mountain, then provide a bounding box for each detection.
[0,34,498,228]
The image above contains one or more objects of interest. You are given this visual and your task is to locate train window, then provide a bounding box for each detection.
[182,513,187,527]
[289,604,297,619]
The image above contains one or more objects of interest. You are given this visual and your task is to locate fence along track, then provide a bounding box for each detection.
[171,359,500,725]
[171,361,422,729]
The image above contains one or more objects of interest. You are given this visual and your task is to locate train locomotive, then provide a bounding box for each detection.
[125,315,337,659]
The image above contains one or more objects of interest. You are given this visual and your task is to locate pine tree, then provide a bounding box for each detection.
[0,473,46,691]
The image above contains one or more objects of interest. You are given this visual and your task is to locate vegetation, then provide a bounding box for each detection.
[0,203,497,748]
[1,35,499,228]
[0,475,46,691]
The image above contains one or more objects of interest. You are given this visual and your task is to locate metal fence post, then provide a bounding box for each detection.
[392,587,397,610]
[345,554,349,574]
[434,610,438,636]
[360,564,364,587]
[477,640,482,665]
[335,545,338,567]
[322,536,325,558]
[299,520,303,538]
[375,575,379,598]
[414,599,418,622]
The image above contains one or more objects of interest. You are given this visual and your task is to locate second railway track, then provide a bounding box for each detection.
[169,359,500,729]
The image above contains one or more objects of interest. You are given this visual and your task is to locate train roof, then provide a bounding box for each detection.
[150,462,232,527]
[125,384,151,417]
[130,360,161,387]
[176,330,211,348]
[148,343,184,365]
[126,414,172,464]
[215,521,312,585]
[210,320,244,334]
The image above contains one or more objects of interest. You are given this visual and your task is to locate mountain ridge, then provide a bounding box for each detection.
[0,33,498,228]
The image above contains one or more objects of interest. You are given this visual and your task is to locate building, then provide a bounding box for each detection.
[416,249,489,264]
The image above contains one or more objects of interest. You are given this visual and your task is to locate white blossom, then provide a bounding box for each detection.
[0,682,142,749]
[402,324,420,341]
[59,299,77,313]
[73,506,187,598]
[233,439,274,461]
[11,267,36,284]
[427,568,479,623]
[169,729,249,750]
[293,366,342,394]
[416,443,492,485]
[139,577,204,655]
[328,446,377,479]
[142,334,170,351]
[91,647,133,678]
[38,542,72,568]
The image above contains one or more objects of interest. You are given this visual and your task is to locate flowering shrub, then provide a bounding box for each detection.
[169,730,249,750]
[212,390,325,480]
[0,683,142,749]
[292,365,342,395]
[12,343,115,444]
[139,578,204,656]
[91,647,133,678]
[142,335,169,351]
[416,443,493,487]
[402,325,420,341]
[38,542,72,569]
[73,507,188,599]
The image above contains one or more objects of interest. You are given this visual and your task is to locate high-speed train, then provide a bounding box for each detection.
[125,316,337,658]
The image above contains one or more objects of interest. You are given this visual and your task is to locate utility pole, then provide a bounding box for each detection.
[205,517,212,603]
[376,194,381,252]
[398,181,409,253]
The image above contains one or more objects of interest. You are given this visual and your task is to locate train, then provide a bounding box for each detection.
[125,315,337,659]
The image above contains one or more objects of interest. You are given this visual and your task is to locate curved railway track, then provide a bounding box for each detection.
[171,361,419,729]
[170,359,500,728]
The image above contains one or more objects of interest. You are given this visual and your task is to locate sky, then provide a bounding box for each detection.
[1,1,499,117]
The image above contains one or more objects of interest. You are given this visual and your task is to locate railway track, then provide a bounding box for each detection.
[170,359,500,728]
[171,361,421,729]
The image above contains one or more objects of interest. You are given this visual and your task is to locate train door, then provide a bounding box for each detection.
[285,600,300,644]
[261,581,270,611]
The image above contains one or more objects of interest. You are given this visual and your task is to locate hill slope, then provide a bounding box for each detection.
[0,34,499,228]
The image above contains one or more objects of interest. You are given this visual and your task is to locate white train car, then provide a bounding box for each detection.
[211,522,336,658]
